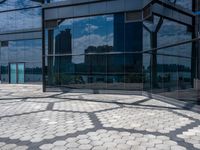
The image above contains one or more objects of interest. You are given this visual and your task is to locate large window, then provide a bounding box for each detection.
[0,7,41,32]
[45,13,143,90]
[0,0,41,11]
[142,14,197,104]
[0,39,42,83]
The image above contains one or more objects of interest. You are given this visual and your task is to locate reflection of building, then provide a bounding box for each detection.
[55,29,72,55]
[53,29,74,84]
[42,0,199,105]
[0,0,200,104]
[55,29,72,69]
[0,0,42,84]
[85,45,113,83]
[85,45,112,68]
[114,13,142,73]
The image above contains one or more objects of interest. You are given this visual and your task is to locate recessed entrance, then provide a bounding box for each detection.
[10,63,25,84]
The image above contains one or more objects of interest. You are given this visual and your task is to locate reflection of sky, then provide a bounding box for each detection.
[0,1,41,32]
[176,0,192,10]
[0,0,41,11]
[0,39,42,64]
[57,15,114,64]
[143,16,192,68]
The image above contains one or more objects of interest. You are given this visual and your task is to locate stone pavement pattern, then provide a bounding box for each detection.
[0,84,199,150]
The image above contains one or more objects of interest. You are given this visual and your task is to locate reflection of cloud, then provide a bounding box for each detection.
[158,19,191,46]
[0,40,42,63]
[84,24,98,33]
[61,18,88,26]
[143,15,192,67]
[0,7,41,32]
[61,19,73,26]
[0,0,41,11]
[72,33,113,64]
[106,16,114,22]
[176,0,192,10]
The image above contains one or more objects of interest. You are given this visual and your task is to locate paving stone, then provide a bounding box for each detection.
[0,84,200,150]
[116,143,131,149]
[90,141,104,146]
[51,145,68,150]
[53,101,119,112]
[53,140,67,146]
[92,146,107,150]
[65,142,79,148]
[170,145,187,150]
[193,144,200,149]
[96,107,193,133]
[177,125,200,149]
[79,144,93,150]
[78,139,91,144]
[39,144,54,150]
[103,142,117,148]
[13,146,29,150]
[0,111,93,142]
[1,144,17,149]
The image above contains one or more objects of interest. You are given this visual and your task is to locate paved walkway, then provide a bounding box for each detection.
[0,84,199,150]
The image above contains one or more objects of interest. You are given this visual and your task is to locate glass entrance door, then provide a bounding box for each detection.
[18,63,25,84]
[10,63,25,84]
[10,64,17,84]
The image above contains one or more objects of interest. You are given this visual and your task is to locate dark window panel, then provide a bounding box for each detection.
[0,63,9,83]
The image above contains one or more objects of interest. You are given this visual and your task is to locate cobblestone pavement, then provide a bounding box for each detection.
[0,84,200,150]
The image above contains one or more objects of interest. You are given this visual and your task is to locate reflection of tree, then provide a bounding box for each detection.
[145,64,191,72]
[0,66,7,74]
[143,17,164,88]
[25,67,42,74]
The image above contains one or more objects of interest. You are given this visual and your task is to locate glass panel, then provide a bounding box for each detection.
[25,63,42,83]
[0,63,9,83]
[142,12,197,104]
[143,54,151,91]
[45,13,144,90]
[18,63,24,84]
[0,0,41,12]
[0,44,8,63]
[175,0,192,10]
[0,8,42,32]
[25,63,33,83]
[10,63,17,84]
[0,39,42,84]
[158,19,192,47]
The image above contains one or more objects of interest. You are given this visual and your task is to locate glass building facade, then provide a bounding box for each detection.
[45,13,143,90]
[0,0,199,105]
[0,0,42,84]
[143,16,196,103]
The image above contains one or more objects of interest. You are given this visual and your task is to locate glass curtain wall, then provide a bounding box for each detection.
[0,1,41,32]
[0,0,42,84]
[44,13,143,90]
[143,14,199,104]
[0,40,42,83]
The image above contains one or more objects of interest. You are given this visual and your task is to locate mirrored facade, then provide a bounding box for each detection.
[143,12,198,104]
[0,39,42,83]
[45,14,143,90]
[43,0,200,105]
[0,0,199,105]
[0,0,42,84]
